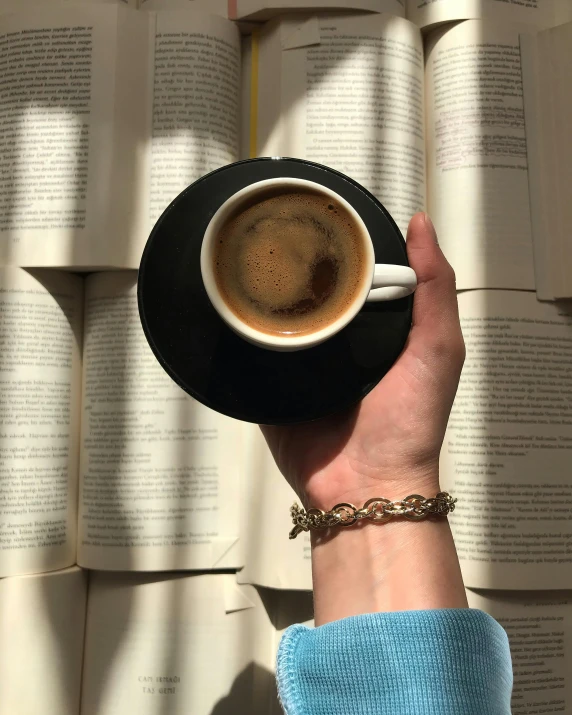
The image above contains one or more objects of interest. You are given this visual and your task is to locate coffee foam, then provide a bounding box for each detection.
[213,190,367,336]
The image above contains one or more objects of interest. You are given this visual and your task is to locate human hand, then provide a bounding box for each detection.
[260,213,465,510]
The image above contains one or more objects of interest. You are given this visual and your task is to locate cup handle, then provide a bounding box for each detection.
[366,264,417,302]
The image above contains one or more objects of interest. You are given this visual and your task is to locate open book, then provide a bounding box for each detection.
[441,290,572,590]
[254,12,544,290]
[0,268,247,577]
[0,4,240,268]
[237,289,572,592]
[0,2,566,290]
[5,0,569,26]
[231,0,572,28]
[0,567,313,715]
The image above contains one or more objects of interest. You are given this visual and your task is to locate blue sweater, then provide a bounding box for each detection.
[276,609,513,714]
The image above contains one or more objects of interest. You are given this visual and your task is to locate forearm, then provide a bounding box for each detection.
[310,475,467,626]
[279,482,510,715]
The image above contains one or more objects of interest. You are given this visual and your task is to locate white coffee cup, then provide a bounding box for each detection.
[200,178,416,351]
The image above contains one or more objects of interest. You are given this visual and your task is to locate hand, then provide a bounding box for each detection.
[260,213,465,510]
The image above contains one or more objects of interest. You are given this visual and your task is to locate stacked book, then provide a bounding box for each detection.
[0,1,571,713]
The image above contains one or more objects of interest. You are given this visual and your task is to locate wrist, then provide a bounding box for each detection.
[310,516,467,626]
[300,464,442,512]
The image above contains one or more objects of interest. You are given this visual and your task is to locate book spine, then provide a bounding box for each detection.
[250,29,260,157]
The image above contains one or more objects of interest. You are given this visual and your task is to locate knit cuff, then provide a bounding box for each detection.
[276,609,513,715]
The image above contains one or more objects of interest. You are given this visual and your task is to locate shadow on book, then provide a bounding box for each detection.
[211,661,279,715]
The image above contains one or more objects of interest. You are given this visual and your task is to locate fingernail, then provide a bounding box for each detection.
[423,213,438,244]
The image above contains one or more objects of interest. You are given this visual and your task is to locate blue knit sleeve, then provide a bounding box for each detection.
[276,609,513,715]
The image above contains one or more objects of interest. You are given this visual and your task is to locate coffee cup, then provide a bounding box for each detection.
[200,177,416,351]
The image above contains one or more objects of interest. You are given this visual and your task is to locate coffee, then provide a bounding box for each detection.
[212,189,368,336]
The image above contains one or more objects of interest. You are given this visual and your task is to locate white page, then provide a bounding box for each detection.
[232,0,405,21]
[520,32,553,301]
[256,13,425,238]
[80,573,278,715]
[425,20,536,290]
[0,6,145,268]
[238,425,312,590]
[521,22,572,300]
[139,0,229,14]
[240,34,253,159]
[144,9,241,233]
[441,290,572,589]
[0,567,87,715]
[77,272,242,570]
[407,0,572,29]
[467,589,572,714]
[0,269,83,577]
[0,0,137,10]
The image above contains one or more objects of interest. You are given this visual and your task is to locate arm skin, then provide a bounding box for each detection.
[261,213,468,625]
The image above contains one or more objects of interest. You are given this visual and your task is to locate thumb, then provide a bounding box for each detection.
[405,213,465,365]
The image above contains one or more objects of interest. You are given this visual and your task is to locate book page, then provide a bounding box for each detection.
[256,13,425,237]
[467,589,572,714]
[100,7,151,268]
[144,9,241,237]
[77,272,242,571]
[407,0,572,29]
[441,290,572,589]
[521,22,572,300]
[238,426,312,590]
[240,34,252,159]
[81,573,279,715]
[520,31,552,301]
[139,0,229,14]
[425,20,536,290]
[0,5,148,268]
[0,567,87,715]
[0,268,83,578]
[233,0,405,21]
[0,0,137,10]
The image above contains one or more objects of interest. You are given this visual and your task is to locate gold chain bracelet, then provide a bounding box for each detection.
[289,492,456,539]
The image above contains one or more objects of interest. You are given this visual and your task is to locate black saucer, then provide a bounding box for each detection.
[138,158,413,425]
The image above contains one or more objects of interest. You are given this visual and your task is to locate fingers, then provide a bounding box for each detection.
[406,213,465,366]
